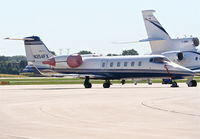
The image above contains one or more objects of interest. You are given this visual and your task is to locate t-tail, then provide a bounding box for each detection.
[24,36,54,69]
[142,10,199,54]
[5,36,54,70]
[142,10,175,54]
[114,10,199,54]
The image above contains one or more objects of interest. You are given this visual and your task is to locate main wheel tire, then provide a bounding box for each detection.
[103,83,110,88]
[84,83,92,88]
[188,80,197,87]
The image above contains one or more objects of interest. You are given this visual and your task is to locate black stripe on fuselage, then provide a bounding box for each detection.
[52,68,192,79]
[183,50,200,55]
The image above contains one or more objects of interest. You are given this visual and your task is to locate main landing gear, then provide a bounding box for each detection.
[84,77,112,88]
[171,81,179,87]
[103,80,112,88]
[84,76,92,88]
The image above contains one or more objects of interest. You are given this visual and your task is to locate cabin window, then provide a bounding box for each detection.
[102,62,105,67]
[110,62,113,67]
[124,62,128,67]
[131,62,135,67]
[195,57,198,61]
[117,62,121,67]
[138,61,142,66]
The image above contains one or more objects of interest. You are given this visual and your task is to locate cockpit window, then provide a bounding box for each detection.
[149,57,170,64]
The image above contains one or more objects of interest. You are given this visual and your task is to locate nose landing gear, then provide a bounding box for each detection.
[164,64,179,88]
[187,80,197,87]
[171,81,179,87]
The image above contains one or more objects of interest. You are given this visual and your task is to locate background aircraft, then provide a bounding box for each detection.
[142,10,200,86]
[115,10,200,87]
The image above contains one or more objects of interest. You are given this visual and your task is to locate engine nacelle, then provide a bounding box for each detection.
[176,37,199,48]
[162,51,184,61]
[42,54,83,68]
[192,37,199,46]
[67,55,83,68]
[177,52,183,61]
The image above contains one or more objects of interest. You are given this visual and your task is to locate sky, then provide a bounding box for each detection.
[1,0,200,56]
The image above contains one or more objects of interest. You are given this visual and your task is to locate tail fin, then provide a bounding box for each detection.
[142,10,174,54]
[24,36,54,69]
[5,36,54,69]
[142,10,170,40]
[24,36,54,62]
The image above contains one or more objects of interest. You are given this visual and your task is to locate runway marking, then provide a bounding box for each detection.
[141,96,200,117]
[7,135,31,139]
[1,84,200,139]
[39,106,119,127]
[0,134,32,139]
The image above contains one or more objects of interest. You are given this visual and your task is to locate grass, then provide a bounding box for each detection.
[0,74,25,78]
[0,78,126,85]
[0,76,200,85]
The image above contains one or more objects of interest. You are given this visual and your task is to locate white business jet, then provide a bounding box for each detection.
[5,36,194,88]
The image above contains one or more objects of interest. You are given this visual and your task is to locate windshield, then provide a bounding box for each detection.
[149,57,170,64]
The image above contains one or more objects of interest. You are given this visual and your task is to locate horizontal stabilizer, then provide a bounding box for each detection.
[139,38,165,42]
[112,38,165,44]
[4,37,34,41]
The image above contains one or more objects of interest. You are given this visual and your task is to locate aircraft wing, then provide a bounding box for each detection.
[192,69,200,76]
[68,74,107,79]
[29,63,107,79]
[37,70,106,79]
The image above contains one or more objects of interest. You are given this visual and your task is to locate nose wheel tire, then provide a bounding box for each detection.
[171,81,179,87]
[188,80,197,87]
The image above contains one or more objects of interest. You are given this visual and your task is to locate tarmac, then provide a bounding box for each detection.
[0,83,200,139]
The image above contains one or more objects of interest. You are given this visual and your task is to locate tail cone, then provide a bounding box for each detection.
[42,58,56,66]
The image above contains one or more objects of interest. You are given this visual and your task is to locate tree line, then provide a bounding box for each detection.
[0,56,27,74]
[78,49,138,56]
[0,49,138,74]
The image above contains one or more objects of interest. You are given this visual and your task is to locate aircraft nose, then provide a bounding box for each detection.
[42,57,56,66]
[181,67,195,76]
[165,63,194,77]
